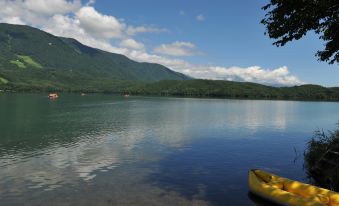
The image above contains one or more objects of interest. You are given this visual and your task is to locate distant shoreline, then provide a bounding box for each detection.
[1,90,339,102]
[1,79,339,102]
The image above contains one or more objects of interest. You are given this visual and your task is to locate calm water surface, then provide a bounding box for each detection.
[0,94,338,205]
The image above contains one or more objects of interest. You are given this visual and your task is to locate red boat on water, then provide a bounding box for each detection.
[48,93,59,99]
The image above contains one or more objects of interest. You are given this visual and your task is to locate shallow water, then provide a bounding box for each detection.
[0,94,338,205]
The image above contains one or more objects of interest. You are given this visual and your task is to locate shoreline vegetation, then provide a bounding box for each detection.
[1,79,339,101]
[305,124,339,191]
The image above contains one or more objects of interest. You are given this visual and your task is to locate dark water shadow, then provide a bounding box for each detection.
[144,137,272,205]
[144,130,307,206]
[248,192,280,206]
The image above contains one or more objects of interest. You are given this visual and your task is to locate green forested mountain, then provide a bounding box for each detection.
[0,23,338,101]
[0,23,189,91]
[125,80,339,101]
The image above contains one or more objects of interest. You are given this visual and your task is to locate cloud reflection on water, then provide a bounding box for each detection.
[0,95,302,205]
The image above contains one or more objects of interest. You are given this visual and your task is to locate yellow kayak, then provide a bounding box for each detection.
[248,169,339,206]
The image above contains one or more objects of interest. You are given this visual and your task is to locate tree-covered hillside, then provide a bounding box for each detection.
[125,80,339,101]
[0,23,338,101]
[0,23,189,91]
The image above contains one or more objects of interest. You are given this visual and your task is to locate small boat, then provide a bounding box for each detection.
[124,94,130,98]
[248,169,339,206]
[48,93,59,99]
[81,93,86,96]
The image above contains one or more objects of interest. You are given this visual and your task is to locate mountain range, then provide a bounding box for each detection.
[0,23,188,91]
[0,23,338,101]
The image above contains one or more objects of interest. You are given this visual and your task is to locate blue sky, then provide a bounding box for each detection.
[0,0,338,86]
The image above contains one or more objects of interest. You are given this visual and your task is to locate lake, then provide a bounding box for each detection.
[0,94,338,205]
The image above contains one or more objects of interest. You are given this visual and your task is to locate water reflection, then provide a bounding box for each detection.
[0,94,338,205]
[218,100,294,131]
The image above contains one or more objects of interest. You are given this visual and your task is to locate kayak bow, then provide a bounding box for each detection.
[248,169,339,206]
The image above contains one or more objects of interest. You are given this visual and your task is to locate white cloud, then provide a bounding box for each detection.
[42,14,128,54]
[120,38,144,50]
[0,0,81,26]
[153,41,201,57]
[76,6,125,39]
[1,16,25,25]
[196,14,205,21]
[124,50,304,86]
[193,66,304,86]
[23,0,81,15]
[0,0,304,86]
[126,25,167,36]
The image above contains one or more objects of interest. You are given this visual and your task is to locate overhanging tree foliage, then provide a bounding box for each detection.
[261,0,339,64]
